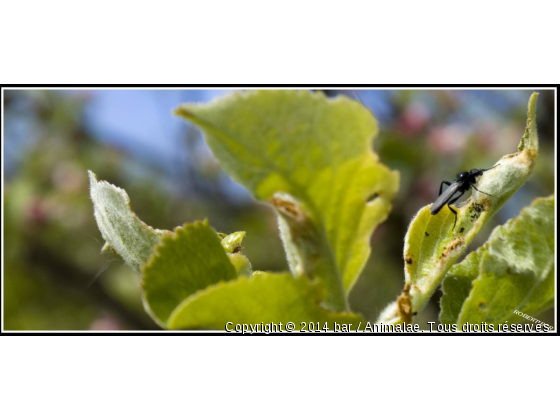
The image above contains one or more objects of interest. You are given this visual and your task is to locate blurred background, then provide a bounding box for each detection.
[3,89,555,330]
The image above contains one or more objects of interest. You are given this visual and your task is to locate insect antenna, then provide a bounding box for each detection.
[481,164,500,172]
[472,185,492,196]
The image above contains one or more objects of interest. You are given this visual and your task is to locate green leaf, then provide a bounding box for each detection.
[378,92,540,324]
[175,90,399,311]
[227,253,252,277]
[441,196,554,327]
[88,171,170,273]
[168,272,364,330]
[142,220,238,326]
[439,243,488,325]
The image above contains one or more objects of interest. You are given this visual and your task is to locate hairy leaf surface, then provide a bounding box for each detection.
[441,196,554,327]
[89,171,170,273]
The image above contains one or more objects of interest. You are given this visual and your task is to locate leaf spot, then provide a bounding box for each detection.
[441,238,464,258]
[397,281,412,324]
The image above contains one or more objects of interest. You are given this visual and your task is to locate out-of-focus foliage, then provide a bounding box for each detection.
[3,89,555,330]
[4,92,158,329]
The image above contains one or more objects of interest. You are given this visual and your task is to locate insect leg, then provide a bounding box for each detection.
[447,190,465,229]
[472,185,492,196]
[439,180,452,195]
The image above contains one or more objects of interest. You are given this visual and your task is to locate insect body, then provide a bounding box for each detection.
[431,167,495,229]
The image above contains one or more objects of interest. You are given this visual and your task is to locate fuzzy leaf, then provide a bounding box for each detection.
[168,272,364,330]
[89,171,170,273]
[379,92,540,324]
[142,220,237,326]
[441,196,554,327]
[175,90,399,311]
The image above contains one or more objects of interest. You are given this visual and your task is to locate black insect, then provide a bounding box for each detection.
[431,167,496,229]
